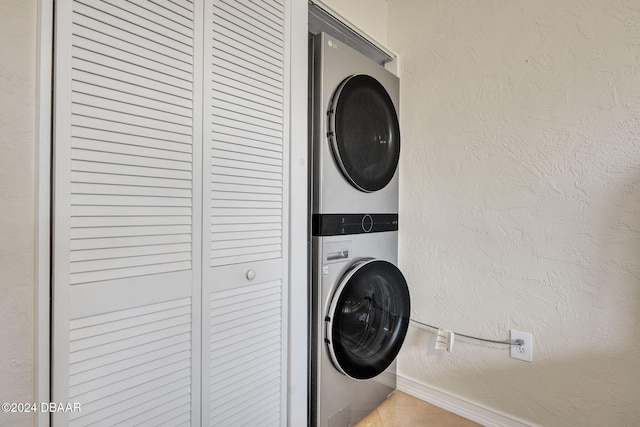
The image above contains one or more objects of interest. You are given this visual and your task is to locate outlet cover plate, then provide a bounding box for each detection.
[511,330,533,362]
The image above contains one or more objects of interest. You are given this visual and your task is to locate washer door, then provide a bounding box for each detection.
[326,259,410,380]
[328,75,400,192]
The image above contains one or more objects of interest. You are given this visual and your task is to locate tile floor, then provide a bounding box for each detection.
[354,391,482,427]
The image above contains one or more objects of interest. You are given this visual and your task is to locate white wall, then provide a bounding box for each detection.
[388,0,640,426]
[0,0,37,426]
[319,0,388,45]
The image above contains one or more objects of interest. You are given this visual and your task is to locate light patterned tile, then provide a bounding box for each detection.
[355,409,384,427]
[374,391,483,427]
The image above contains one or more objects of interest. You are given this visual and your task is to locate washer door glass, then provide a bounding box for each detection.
[326,259,410,380]
[329,75,400,192]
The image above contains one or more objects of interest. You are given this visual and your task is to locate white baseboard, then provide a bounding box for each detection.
[397,375,535,427]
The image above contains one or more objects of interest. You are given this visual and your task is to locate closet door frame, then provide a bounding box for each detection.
[36,0,54,426]
[284,0,309,425]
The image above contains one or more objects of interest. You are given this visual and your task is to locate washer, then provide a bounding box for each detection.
[310,230,410,427]
[310,32,401,215]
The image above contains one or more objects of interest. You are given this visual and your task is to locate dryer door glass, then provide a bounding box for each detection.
[327,260,410,380]
[329,75,400,192]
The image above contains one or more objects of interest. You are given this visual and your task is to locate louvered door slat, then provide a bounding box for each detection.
[70,234,191,252]
[70,252,192,275]
[212,32,282,72]
[71,205,192,218]
[71,214,191,227]
[212,190,281,202]
[126,0,194,30]
[213,384,280,426]
[73,133,191,159]
[211,215,281,225]
[253,0,284,16]
[71,17,192,72]
[213,153,282,170]
[217,0,283,41]
[72,69,192,108]
[71,146,192,169]
[212,229,281,242]
[70,376,191,425]
[212,180,281,193]
[213,199,282,209]
[138,407,192,427]
[70,224,191,239]
[69,262,192,285]
[70,352,189,397]
[73,1,192,59]
[72,81,191,119]
[213,105,283,134]
[71,30,193,82]
[135,400,192,427]
[212,99,282,131]
[211,365,280,403]
[211,177,281,193]
[228,0,282,30]
[146,0,193,20]
[212,131,283,153]
[72,161,192,181]
[72,49,192,93]
[212,359,280,393]
[212,163,282,180]
[71,193,192,207]
[83,0,193,49]
[72,170,192,188]
[71,93,192,128]
[212,47,283,86]
[69,337,191,377]
[72,302,191,335]
[72,139,193,163]
[211,323,281,355]
[169,0,193,11]
[212,124,281,147]
[103,0,192,38]
[72,116,192,146]
[71,182,192,198]
[212,41,278,81]
[211,253,281,268]
[71,243,191,263]
[212,71,283,104]
[211,51,283,90]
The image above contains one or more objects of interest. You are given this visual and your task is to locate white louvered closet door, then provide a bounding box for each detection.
[202,0,288,425]
[52,0,203,425]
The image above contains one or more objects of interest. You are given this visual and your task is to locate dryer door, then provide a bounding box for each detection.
[326,259,410,380]
[328,75,400,192]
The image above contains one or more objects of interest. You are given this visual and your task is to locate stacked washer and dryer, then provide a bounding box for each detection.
[309,33,411,427]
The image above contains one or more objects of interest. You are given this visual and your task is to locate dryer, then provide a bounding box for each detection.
[310,32,401,215]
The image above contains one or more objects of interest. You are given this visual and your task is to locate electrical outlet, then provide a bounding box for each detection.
[510,330,533,362]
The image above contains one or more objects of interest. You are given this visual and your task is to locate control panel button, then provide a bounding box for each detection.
[361,214,373,232]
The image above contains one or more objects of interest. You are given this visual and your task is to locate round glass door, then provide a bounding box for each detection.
[325,259,410,380]
[328,74,400,192]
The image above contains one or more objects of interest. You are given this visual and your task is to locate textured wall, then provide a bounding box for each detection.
[0,0,36,426]
[387,0,640,426]
[319,0,389,45]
